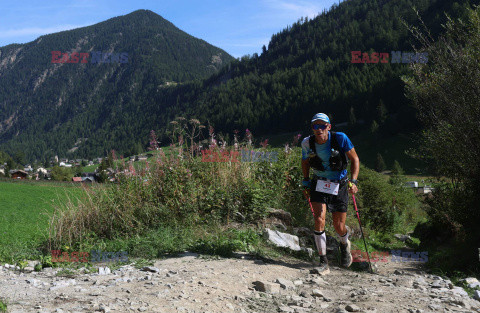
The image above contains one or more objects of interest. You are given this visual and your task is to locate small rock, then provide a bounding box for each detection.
[23,267,34,273]
[99,305,110,313]
[34,305,42,309]
[299,290,309,298]
[49,279,76,291]
[294,280,303,286]
[310,277,327,285]
[414,277,427,285]
[276,278,295,290]
[474,290,480,301]
[394,234,412,242]
[345,304,361,312]
[461,277,479,284]
[431,281,442,288]
[140,266,160,273]
[279,306,295,313]
[310,267,329,275]
[311,289,323,297]
[98,267,111,275]
[26,278,40,286]
[253,281,280,294]
[428,304,442,311]
[138,307,147,312]
[468,282,480,288]
[451,287,468,297]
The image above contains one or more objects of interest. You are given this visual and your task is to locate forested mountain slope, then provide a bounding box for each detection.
[1,1,478,162]
[0,10,232,161]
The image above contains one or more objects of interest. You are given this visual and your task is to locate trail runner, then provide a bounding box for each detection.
[301,113,360,274]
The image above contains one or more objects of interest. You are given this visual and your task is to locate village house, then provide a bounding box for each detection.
[10,170,28,179]
[82,176,96,183]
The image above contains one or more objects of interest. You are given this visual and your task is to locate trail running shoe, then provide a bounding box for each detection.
[312,255,330,275]
[340,239,353,268]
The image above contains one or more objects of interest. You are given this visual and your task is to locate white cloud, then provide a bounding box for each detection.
[262,0,325,19]
[0,24,90,39]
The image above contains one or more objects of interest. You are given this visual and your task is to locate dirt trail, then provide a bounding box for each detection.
[1,251,479,313]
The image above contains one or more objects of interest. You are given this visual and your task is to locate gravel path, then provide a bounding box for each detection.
[1,252,479,313]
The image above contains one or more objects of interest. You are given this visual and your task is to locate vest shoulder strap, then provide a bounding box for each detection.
[330,131,348,165]
[330,131,339,151]
[309,135,317,154]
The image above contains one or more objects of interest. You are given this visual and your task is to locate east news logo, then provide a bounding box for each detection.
[51,51,128,64]
[351,51,428,64]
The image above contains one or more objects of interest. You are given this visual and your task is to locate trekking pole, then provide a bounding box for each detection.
[349,182,374,274]
[303,188,315,217]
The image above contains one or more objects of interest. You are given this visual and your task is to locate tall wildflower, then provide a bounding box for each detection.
[148,130,160,151]
[260,139,269,149]
[233,130,239,150]
[128,162,136,176]
[292,133,302,146]
[209,126,217,149]
[245,129,252,146]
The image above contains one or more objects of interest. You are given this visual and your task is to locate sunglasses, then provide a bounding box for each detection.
[312,124,328,130]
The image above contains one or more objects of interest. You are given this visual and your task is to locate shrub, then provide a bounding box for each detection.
[356,165,418,233]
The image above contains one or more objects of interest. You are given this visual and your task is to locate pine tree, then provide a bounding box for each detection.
[375,153,386,172]
[392,160,404,175]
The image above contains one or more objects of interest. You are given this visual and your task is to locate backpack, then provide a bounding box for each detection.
[308,131,348,172]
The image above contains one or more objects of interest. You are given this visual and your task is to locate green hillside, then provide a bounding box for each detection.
[0,10,233,162]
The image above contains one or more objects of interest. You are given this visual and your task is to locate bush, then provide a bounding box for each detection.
[356,165,418,233]
[48,136,301,249]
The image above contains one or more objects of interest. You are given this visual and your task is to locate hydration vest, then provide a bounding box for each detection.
[308,131,348,172]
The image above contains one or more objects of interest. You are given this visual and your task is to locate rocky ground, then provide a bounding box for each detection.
[1,251,479,313]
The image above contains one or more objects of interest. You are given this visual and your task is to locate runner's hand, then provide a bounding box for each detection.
[302,179,311,189]
[348,182,358,194]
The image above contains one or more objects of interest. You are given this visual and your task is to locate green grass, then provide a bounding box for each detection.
[0,298,6,313]
[0,180,85,262]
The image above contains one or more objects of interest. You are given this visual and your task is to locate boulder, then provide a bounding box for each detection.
[266,208,293,226]
[264,228,301,251]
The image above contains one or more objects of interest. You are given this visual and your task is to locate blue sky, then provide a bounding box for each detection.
[0,0,337,58]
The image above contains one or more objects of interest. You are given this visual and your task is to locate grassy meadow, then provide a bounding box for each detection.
[0,180,85,262]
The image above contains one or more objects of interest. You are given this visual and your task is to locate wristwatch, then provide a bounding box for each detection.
[350,179,358,185]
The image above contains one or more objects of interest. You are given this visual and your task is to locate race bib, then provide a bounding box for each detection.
[316,180,340,195]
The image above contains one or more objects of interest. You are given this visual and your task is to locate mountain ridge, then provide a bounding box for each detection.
[0,9,234,161]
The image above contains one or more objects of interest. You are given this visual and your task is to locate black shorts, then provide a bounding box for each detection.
[310,177,349,213]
